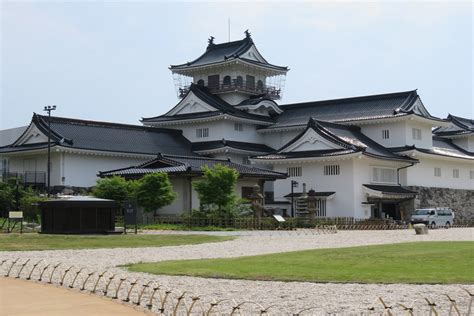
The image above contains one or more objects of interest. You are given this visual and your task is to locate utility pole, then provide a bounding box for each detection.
[43,105,56,197]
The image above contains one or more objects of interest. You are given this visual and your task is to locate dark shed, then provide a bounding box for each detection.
[40,196,119,234]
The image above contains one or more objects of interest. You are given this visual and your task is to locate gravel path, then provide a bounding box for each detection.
[1,228,473,315]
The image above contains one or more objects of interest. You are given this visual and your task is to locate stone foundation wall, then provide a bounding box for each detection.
[408,186,474,221]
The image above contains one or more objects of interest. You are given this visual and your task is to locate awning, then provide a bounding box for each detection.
[363,184,417,200]
[284,192,335,199]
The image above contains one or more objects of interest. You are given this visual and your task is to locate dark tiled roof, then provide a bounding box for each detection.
[170,36,287,71]
[253,119,417,162]
[0,114,195,156]
[363,184,417,195]
[99,154,287,179]
[192,140,275,153]
[141,84,275,124]
[433,114,474,137]
[265,90,444,130]
[389,136,474,160]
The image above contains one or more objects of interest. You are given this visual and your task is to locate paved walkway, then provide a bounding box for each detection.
[0,278,149,315]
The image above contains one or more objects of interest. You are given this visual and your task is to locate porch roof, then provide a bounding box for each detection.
[363,184,417,200]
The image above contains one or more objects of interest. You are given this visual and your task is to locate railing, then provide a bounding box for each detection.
[179,80,281,99]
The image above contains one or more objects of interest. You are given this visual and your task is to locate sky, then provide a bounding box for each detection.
[0,1,472,129]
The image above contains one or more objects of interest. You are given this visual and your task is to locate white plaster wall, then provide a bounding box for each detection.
[272,160,356,217]
[360,121,407,148]
[62,153,148,187]
[178,120,264,144]
[405,121,433,148]
[6,152,61,186]
[453,136,474,152]
[406,156,474,190]
[262,130,301,150]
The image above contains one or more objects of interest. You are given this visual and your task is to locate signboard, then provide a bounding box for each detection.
[9,211,23,219]
[273,214,286,222]
[123,201,137,225]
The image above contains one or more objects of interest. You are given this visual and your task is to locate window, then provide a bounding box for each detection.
[412,128,422,140]
[242,157,250,165]
[207,75,219,89]
[223,75,231,86]
[287,166,302,177]
[434,167,441,177]
[453,169,459,178]
[372,167,397,184]
[241,186,254,199]
[234,123,243,131]
[236,76,243,87]
[197,79,205,86]
[324,165,340,176]
[246,75,255,90]
[257,80,264,92]
[471,171,474,180]
[196,128,209,138]
[382,129,390,139]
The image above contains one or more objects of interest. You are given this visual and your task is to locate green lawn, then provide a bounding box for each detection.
[125,242,474,284]
[0,234,233,251]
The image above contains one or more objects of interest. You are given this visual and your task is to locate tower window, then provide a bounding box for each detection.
[412,128,422,140]
[324,165,340,176]
[223,75,231,86]
[434,167,441,177]
[382,129,390,139]
[470,171,474,179]
[257,80,264,92]
[196,128,209,138]
[197,79,205,86]
[208,75,219,89]
[234,123,243,131]
[453,169,459,178]
[246,75,255,90]
[287,167,302,177]
[236,76,243,87]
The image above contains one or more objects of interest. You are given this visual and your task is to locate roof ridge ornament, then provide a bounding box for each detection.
[207,36,215,50]
[244,29,251,39]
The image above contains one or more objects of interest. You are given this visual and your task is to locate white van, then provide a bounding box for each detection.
[410,208,454,229]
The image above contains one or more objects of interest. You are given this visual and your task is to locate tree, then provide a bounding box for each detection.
[193,164,239,218]
[93,176,132,203]
[135,173,176,213]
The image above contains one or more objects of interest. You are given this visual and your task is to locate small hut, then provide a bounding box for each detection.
[40,196,119,234]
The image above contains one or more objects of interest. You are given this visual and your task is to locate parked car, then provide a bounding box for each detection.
[410,208,454,229]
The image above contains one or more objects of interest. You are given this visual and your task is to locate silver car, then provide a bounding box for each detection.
[410,208,454,229]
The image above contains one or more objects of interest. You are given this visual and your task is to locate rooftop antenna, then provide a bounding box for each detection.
[228,18,230,42]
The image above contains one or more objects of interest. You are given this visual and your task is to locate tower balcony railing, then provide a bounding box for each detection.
[179,80,281,100]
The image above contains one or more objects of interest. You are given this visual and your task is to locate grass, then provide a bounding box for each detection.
[0,233,233,251]
[139,223,237,231]
[124,242,474,284]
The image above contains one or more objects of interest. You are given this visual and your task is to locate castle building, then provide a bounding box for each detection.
[1,31,473,219]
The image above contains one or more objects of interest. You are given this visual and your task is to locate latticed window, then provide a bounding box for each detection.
[470,171,474,180]
[453,169,459,178]
[412,128,422,140]
[234,123,243,131]
[324,165,340,176]
[196,128,209,138]
[372,167,397,184]
[287,167,302,177]
[382,129,390,139]
[434,167,441,177]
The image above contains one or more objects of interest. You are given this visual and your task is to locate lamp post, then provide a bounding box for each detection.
[43,105,56,197]
[290,180,298,217]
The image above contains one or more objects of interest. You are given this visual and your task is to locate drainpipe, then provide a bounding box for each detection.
[397,162,415,186]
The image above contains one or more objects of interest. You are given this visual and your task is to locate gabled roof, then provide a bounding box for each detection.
[253,118,417,162]
[99,153,287,180]
[192,140,275,154]
[389,136,474,160]
[141,84,275,124]
[433,114,474,137]
[169,34,288,72]
[263,90,446,130]
[0,114,195,156]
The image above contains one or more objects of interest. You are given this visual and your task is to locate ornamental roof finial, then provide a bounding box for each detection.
[207,36,215,49]
[245,29,251,38]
